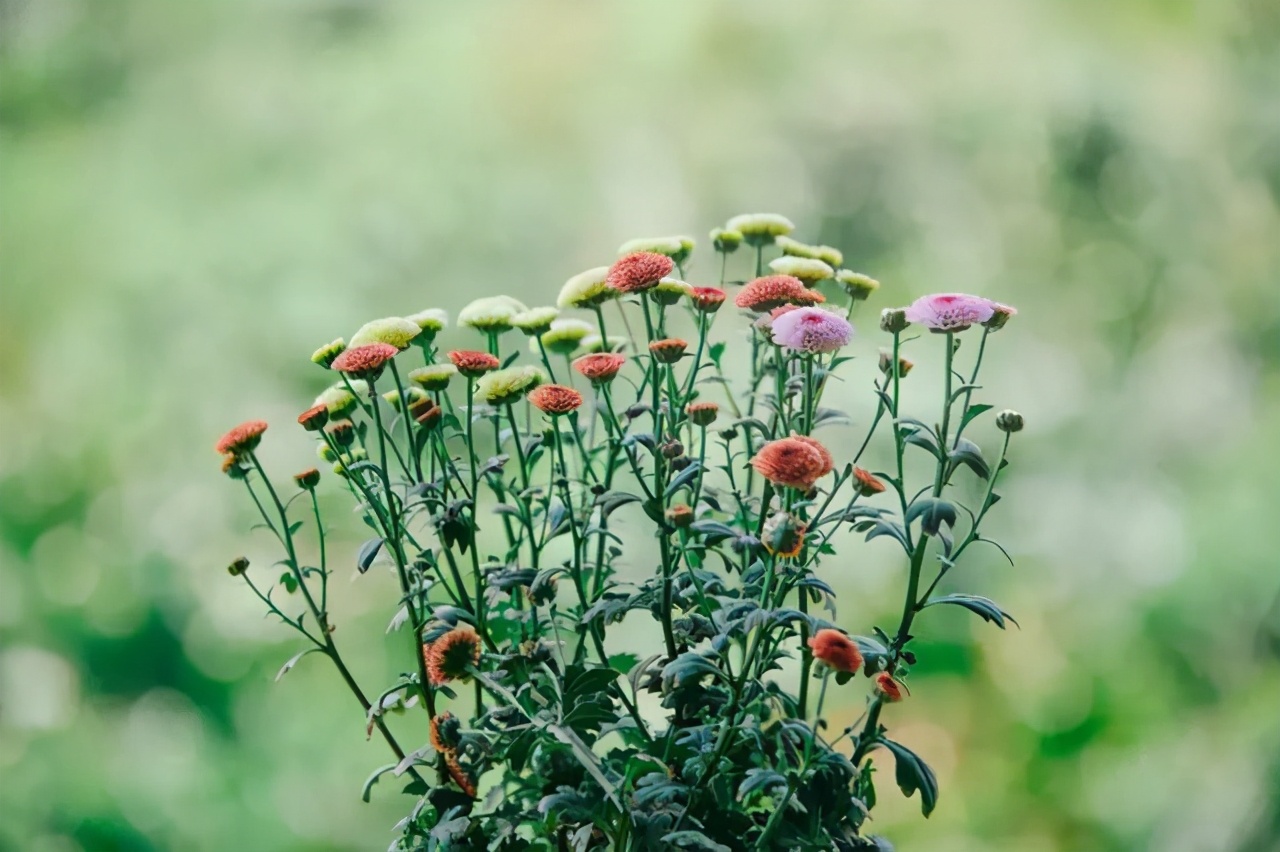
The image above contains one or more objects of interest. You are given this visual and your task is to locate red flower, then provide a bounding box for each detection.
[528,384,583,415]
[331,343,398,380]
[297,404,329,432]
[875,671,906,702]
[808,629,864,674]
[448,350,500,377]
[685,401,719,427]
[424,627,482,685]
[853,467,886,496]
[573,352,627,384]
[215,420,268,457]
[648,338,688,364]
[734,275,825,312]
[751,435,833,491]
[430,712,460,754]
[607,251,675,293]
[691,286,727,313]
[791,434,834,479]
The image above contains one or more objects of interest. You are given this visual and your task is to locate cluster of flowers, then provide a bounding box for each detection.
[218,213,1022,851]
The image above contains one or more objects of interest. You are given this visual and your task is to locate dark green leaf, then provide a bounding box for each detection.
[880,737,938,817]
[958,403,994,432]
[905,498,956,536]
[948,438,990,480]
[661,831,731,852]
[356,537,384,573]
[923,593,1018,629]
[664,462,702,498]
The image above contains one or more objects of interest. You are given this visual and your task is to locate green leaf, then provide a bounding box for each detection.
[905,498,956,536]
[595,491,642,517]
[736,768,787,801]
[661,831,732,852]
[923,593,1018,629]
[359,762,398,803]
[356,537,384,573]
[958,403,994,432]
[880,737,939,817]
[864,520,910,553]
[709,341,726,369]
[275,647,322,681]
[664,461,702,498]
[948,438,990,480]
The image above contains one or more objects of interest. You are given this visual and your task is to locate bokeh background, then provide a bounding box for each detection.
[3,0,1280,850]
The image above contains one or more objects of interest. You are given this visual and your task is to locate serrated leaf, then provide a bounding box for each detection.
[360,762,398,803]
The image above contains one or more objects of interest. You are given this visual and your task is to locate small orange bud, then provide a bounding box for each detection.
[808,629,864,673]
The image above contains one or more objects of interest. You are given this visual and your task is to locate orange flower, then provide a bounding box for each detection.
[750,435,833,491]
[875,671,906,702]
[734,275,825,312]
[685,401,718,427]
[528,384,583,415]
[648,338,688,364]
[215,420,268,457]
[665,504,694,528]
[852,467,886,496]
[791,434,834,478]
[607,251,674,293]
[445,752,477,797]
[423,626,482,685]
[331,343,398,380]
[762,511,807,558]
[293,468,320,490]
[691,286,727,313]
[297,404,329,432]
[414,402,443,430]
[573,352,627,384]
[430,712,460,754]
[447,350,500,377]
[808,629,864,674]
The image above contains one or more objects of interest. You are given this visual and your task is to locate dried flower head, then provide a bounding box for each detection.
[326,420,355,447]
[665,504,695,528]
[685,401,719,427]
[430,712,461,754]
[579,333,629,353]
[690,286,727,313]
[558,266,619,309]
[459,296,528,333]
[751,435,833,491]
[293,468,320,490]
[215,420,268,457]
[880,308,909,334]
[405,308,449,338]
[735,275,825,312]
[475,365,545,406]
[573,353,627,385]
[407,363,458,391]
[770,307,854,354]
[651,277,693,306]
[808,629,864,673]
[424,627,482,685]
[852,467,886,497]
[985,302,1018,332]
[618,236,694,265]
[221,455,247,478]
[510,306,561,336]
[875,671,906,702]
[414,402,443,431]
[762,511,808,558]
[528,384,583,415]
[725,213,795,245]
[768,255,835,284]
[382,386,429,411]
[607,251,675,293]
[835,270,880,301]
[448,350,500,377]
[648,338,688,364]
[710,227,743,253]
[311,338,346,369]
[904,293,999,333]
[331,343,398,380]
[297,404,329,432]
[538,318,594,355]
[878,349,914,378]
[349,317,422,350]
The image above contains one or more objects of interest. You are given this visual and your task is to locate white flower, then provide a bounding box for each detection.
[475,365,546,405]
[725,213,795,244]
[511,306,560,335]
[459,296,528,332]
[405,308,449,334]
[349,317,422,350]
[768,255,834,283]
[537,318,594,355]
[558,267,618,309]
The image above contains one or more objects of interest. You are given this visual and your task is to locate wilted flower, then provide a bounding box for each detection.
[648,338,688,364]
[311,338,346,369]
[405,308,448,338]
[573,353,627,384]
[690,287,727,313]
[618,236,694,265]
[762,511,807,558]
[579,333,629,353]
[710,227,743,253]
[475,365,545,406]
[770,307,854,354]
[904,293,999,332]
[880,308,909,334]
[538,318,593,355]
[407,363,458,391]
[808,629,864,673]
[996,410,1024,433]
[558,266,618,309]
[835,270,880,301]
[607,251,675,293]
[332,343,398,380]
[414,402,443,430]
[651,277,693,306]
[751,435,833,491]
[215,420,268,457]
[382,385,428,411]
[511,306,560,336]
[735,275,825,312]
[875,672,905,702]
[665,504,695,528]
[297,404,329,432]
[878,349,914,378]
[221,455,247,478]
[448,350,500,377]
[528,384,583,415]
[985,302,1017,332]
[852,467,886,497]
[349,317,422,350]
[725,213,795,246]
[294,468,321,490]
[459,296,528,333]
[686,401,719,426]
[424,626,482,685]
[768,255,835,284]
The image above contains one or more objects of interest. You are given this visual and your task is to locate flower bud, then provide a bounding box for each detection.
[665,504,694,528]
[414,402,443,431]
[294,468,321,490]
[297,404,329,432]
[227,556,250,577]
[648,338,688,364]
[984,303,1017,332]
[710,227,743,253]
[317,443,338,463]
[311,338,346,369]
[221,456,248,479]
[327,420,356,447]
[880,308,909,334]
[661,439,685,460]
[685,402,719,427]
[877,349,914,378]
[996,409,1024,433]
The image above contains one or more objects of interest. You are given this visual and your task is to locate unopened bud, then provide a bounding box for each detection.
[996,410,1024,433]
[227,556,250,577]
[327,420,356,447]
[878,349,914,378]
[293,468,321,490]
[666,504,695,528]
[879,308,909,334]
[661,440,684,460]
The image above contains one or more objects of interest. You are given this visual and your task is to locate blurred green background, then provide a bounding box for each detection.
[3,0,1280,850]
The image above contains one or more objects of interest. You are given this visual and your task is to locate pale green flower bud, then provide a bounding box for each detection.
[332,448,368,478]
[407,363,457,391]
[768,255,834,284]
[475,365,545,406]
[880,308,909,334]
[579,333,629,354]
[996,410,1024,433]
[618,236,683,258]
[313,380,366,417]
[725,213,795,246]
[511,306,560,336]
[459,296,528,333]
[711,227,743,253]
[538,318,594,355]
[382,386,429,411]
[775,236,822,259]
[349,317,422,350]
[317,443,338,463]
[836,270,880,301]
[406,308,448,339]
[311,338,346,369]
[650,277,693,306]
[557,267,618,309]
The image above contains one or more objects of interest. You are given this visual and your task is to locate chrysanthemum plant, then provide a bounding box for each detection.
[218,214,1023,851]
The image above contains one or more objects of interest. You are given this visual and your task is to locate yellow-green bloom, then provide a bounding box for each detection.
[475,365,545,406]
[382,386,429,411]
[537,318,594,355]
[349,317,422,350]
[775,237,842,268]
[815,246,844,268]
[835,270,880,301]
[406,309,448,337]
[711,227,743,253]
[725,213,795,246]
[314,380,368,417]
[558,267,619,309]
[317,443,338,463]
[311,338,346,369]
[332,448,369,478]
[618,236,694,266]
[579,333,629,353]
[769,255,834,283]
[407,363,457,391]
[651,277,693,306]
[511,306,561,336]
[459,296,528,333]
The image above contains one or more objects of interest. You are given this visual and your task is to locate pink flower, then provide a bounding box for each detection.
[770,307,854,353]
[903,293,999,333]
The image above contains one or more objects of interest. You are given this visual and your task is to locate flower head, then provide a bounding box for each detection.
[725,213,795,246]
[349,317,422,350]
[735,275,825,312]
[558,266,618,308]
[430,712,461,754]
[690,287,727,313]
[808,629,864,673]
[878,349,914,378]
[996,409,1024,433]
[414,402,443,431]
[875,671,906,702]
[221,455,247,478]
[326,420,355,447]
[297,404,329,432]
[573,352,627,385]
[985,302,1018,332]
[314,381,365,418]
[294,468,320,490]
[475,365,545,406]
[607,252,674,293]
[407,363,458,391]
[651,277,693,306]
[768,255,835,284]
[880,308,909,334]
[852,467,886,497]
[445,752,477,797]
[685,401,718,427]
[665,504,695,528]
[710,227,743,253]
[762,511,808,558]
[405,308,448,338]
[537,318,593,355]
[579,333,628,353]
[424,627,482,685]
[903,293,998,332]
[311,338,346,369]
[648,338,688,364]
[459,296,528,333]
[528,384,583,415]
[448,350,500,377]
[835,270,880,301]
[618,236,694,265]
[511,306,560,336]
[332,343,398,380]
[331,448,368,478]
[227,556,249,576]
[751,435,833,491]
[382,385,428,411]
[770,307,854,354]
[215,420,268,457]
